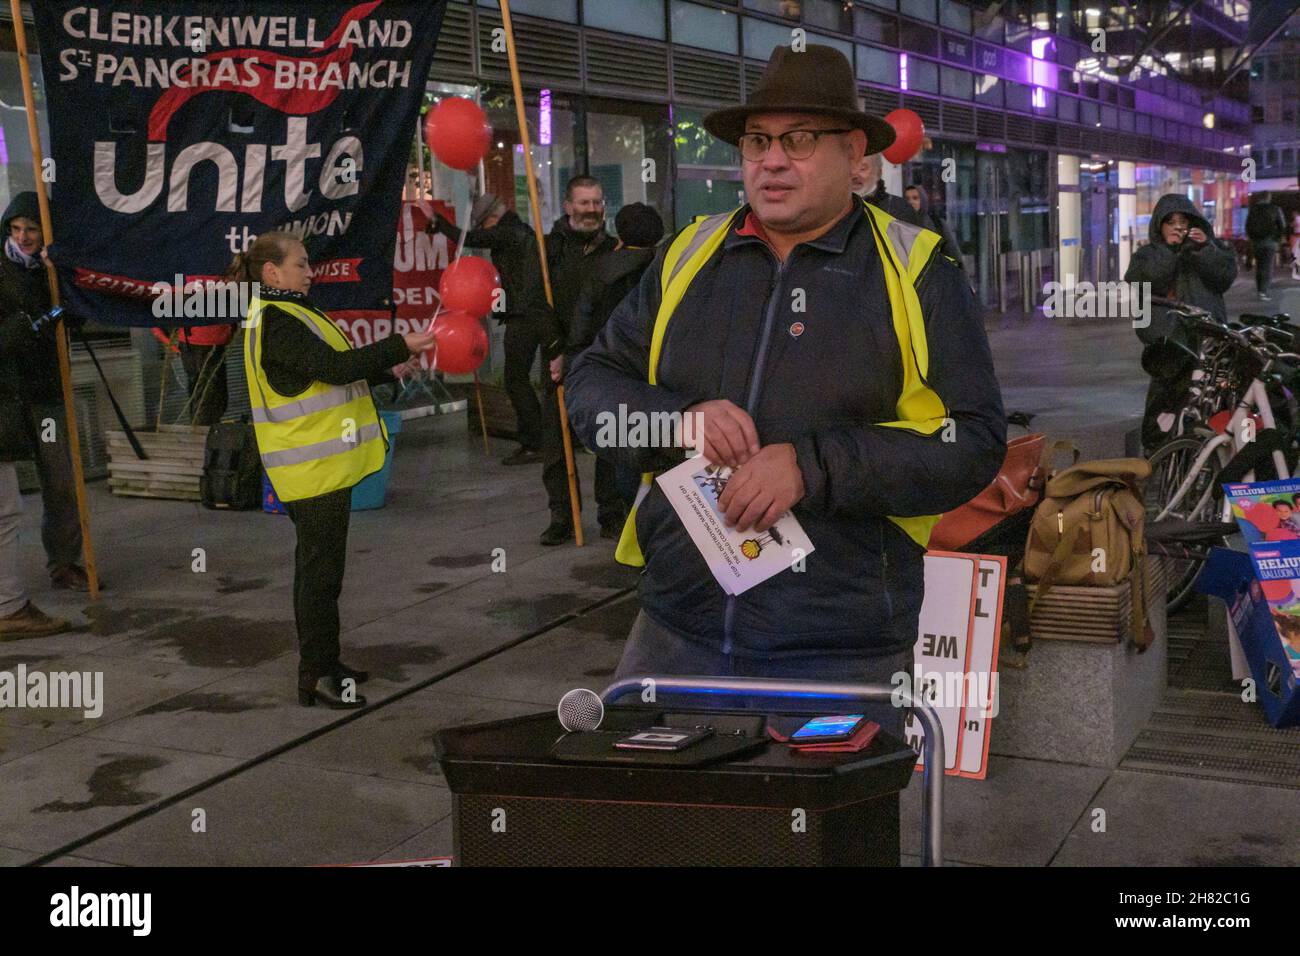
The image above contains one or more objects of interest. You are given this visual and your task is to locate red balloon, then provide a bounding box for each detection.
[1266,527,1299,541]
[431,310,488,374]
[1261,578,1293,602]
[424,97,492,172]
[882,108,924,164]
[439,255,500,316]
[1244,501,1281,532]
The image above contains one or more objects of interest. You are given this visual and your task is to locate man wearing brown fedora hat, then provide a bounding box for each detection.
[566,44,1005,735]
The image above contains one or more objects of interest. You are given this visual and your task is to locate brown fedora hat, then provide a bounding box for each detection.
[704,44,896,155]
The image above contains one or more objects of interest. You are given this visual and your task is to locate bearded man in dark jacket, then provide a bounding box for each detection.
[537,175,618,545]
[1124,193,1237,452]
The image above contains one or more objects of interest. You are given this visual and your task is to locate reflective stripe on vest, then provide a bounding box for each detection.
[615,201,946,567]
[242,297,387,503]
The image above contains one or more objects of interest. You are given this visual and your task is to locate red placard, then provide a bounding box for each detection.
[330,199,457,371]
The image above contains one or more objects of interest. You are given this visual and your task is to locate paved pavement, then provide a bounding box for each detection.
[1,273,1297,867]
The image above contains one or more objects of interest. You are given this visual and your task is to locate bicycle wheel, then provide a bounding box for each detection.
[1145,436,1226,613]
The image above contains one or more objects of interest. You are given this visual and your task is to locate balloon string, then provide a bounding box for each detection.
[455,191,470,260]
[424,192,471,337]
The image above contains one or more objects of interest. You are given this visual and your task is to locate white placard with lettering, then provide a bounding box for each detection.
[957,557,1005,779]
[906,552,1006,778]
[906,552,977,772]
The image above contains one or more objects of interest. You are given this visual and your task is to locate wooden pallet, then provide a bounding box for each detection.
[1025,556,1172,644]
[106,424,208,501]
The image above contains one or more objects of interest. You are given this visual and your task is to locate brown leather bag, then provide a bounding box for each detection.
[929,434,1072,551]
[1023,458,1154,650]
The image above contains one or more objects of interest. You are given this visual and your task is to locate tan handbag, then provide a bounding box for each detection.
[1023,458,1154,650]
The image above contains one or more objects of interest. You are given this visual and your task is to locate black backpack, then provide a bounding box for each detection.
[200,418,262,510]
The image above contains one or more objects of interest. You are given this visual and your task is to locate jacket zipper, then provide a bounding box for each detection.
[721,250,789,657]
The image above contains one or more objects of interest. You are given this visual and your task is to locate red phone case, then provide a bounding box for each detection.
[769,719,882,753]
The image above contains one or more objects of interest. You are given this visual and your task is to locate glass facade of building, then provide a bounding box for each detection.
[0,1,1257,310]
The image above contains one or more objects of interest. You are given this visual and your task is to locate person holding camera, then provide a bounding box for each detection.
[0,193,75,636]
[0,192,91,594]
[1125,193,1237,452]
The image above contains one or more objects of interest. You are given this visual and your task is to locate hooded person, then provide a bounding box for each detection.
[0,192,73,637]
[1124,193,1237,452]
[0,191,92,595]
[904,185,964,271]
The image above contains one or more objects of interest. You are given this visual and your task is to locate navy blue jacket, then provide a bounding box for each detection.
[566,200,1006,656]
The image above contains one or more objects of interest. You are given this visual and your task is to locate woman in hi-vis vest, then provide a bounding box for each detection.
[232,232,436,709]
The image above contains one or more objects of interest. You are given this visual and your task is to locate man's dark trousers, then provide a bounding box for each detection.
[502,316,543,451]
[1254,242,1277,295]
[541,377,622,527]
[23,401,82,573]
[284,486,351,689]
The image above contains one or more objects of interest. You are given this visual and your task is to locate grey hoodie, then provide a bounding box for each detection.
[1125,193,1236,343]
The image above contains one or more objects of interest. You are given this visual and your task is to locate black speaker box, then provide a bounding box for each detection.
[436,707,916,867]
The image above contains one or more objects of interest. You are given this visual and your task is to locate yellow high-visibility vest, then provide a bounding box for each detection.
[242,296,387,502]
[615,199,947,567]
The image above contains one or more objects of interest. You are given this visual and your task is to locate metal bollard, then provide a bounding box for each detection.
[1021,252,1032,315]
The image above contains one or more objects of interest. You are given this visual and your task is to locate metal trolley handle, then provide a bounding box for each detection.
[600,675,944,867]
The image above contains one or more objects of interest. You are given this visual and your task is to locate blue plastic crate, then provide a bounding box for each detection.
[351,410,403,511]
[262,410,403,514]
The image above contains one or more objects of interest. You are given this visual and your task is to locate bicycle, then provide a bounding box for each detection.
[1144,299,1300,611]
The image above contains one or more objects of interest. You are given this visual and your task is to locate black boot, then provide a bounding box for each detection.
[335,662,370,684]
[501,447,542,466]
[298,674,368,709]
[598,508,626,540]
[539,513,574,546]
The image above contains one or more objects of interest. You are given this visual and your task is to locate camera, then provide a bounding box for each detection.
[27,305,71,334]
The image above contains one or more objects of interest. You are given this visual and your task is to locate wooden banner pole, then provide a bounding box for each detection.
[499,0,584,546]
[10,0,100,598]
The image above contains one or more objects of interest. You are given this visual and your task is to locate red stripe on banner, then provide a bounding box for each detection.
[311,258,364,283]
[72,267,160,299]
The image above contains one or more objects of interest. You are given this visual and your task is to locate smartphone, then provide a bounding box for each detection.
[613,726,713,752]
[789,714,869,744]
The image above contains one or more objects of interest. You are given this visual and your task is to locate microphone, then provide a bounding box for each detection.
[557,688,604,732]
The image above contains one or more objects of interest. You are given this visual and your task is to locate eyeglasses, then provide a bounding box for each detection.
[737,128,853,162]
